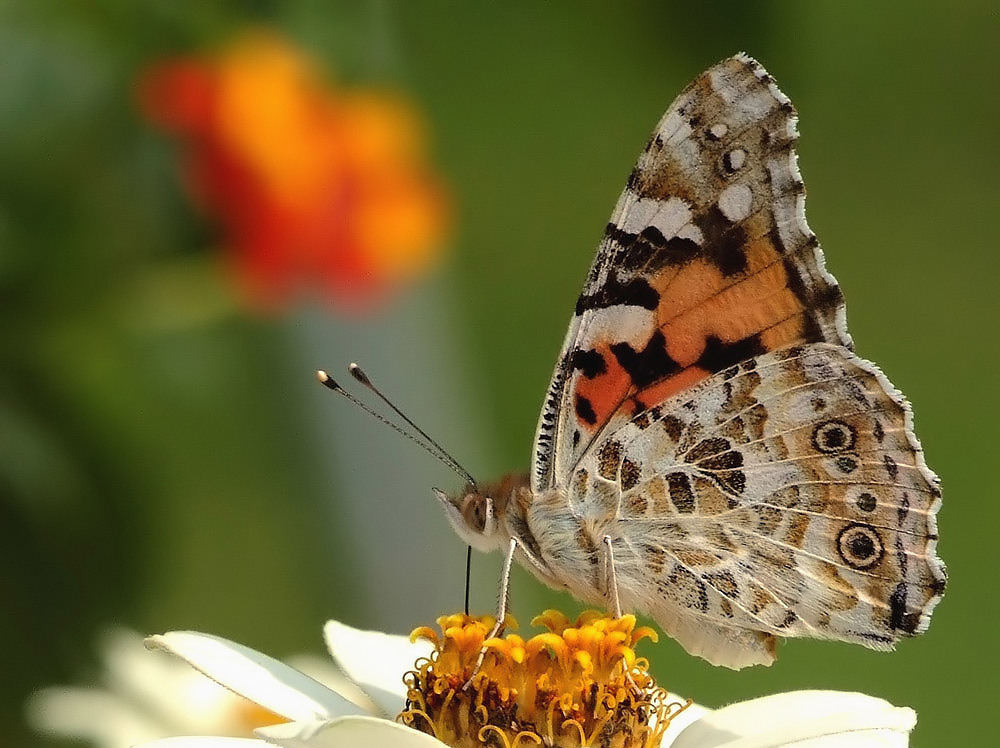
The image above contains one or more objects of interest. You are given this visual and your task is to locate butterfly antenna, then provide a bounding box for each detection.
[316,369,476,488]
[347,363,477,487]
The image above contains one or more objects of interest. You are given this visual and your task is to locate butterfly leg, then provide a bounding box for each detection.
[601,535,623,618]
[602,535,640,687]
[464,536,517,689]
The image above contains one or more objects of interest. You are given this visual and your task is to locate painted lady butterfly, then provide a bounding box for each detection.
[437,54,946,669]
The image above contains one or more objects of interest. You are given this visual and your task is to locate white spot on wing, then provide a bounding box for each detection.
[658,110,692,146]
[727,149,747,171]
[676,223,703,245]
[718,184,754,222]
[583,305,656,346]
[619,196,694,239]
[710,123,729,139]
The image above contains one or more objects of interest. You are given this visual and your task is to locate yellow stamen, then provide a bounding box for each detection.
[399,610,690,748]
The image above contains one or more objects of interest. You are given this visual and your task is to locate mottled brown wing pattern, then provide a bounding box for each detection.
[560,344,945,667]
[532,54,849,495]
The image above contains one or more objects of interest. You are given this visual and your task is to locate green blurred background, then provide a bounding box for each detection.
[2,1,996,745]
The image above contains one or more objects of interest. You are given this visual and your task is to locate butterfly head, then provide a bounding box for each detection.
[433,484,502,552]
[433,473,529,553]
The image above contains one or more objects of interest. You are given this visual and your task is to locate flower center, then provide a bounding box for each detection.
[399,610,690,748]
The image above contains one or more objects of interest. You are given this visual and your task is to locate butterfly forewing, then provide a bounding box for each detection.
[533,54,849,495]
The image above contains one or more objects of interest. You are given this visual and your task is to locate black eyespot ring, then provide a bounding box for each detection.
[836,523,885,570]
[812,419,857,454]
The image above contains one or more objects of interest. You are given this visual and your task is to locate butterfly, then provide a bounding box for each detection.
[435,54,946,670]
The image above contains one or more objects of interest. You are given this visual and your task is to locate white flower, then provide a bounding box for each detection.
[33,620,918,747]
[670,690,916,747]
[25,628,365,747]
[132,622,452,748]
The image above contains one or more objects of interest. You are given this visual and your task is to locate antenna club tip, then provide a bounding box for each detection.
[316,370,342,391]
[348,362,372,386]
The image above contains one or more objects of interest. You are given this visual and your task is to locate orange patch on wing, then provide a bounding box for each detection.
[663,262,802,365]
[633,366,710,410]
[571,227,812,431]
[760,315,807,351]
[573,344,632,430]
[652,233,786,323]
[643,231,804,368]
[651,258,725,322]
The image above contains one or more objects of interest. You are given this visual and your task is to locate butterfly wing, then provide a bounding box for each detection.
[573,344,945,667]
[528,54,944,668]
[532,54,849,495]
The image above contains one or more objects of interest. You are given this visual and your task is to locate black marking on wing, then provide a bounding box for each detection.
[685,437,730,462]
[660,413,685,441]
[571,349,607,378]
[889,582,920,634]
[575,271,658,314]
[666,472,695,513]
[779,234,848,347]
[605,223,700,272]
[694,205,749,277]
[609,330,682,388]
[696,334,766,373]
[575,395,597,426]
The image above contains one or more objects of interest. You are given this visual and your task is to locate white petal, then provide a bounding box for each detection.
[27,687,170,747]
[671,690,916,748]
[285,654,377,714]
[147,632,365,723]
[658,694,712,746]
[256,715,446,748]
[99,629,260,734]
[102,628,166,689]
[135,739,266,747]
[323,621,433,715]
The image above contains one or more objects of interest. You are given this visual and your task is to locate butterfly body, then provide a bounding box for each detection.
[439,54,945,669]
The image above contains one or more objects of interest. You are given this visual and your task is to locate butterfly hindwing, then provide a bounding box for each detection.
[571,344,944,666]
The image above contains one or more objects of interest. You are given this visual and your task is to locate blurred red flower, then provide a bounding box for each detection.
[138,32,450,311]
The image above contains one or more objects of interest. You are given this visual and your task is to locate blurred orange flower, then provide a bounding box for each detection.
[138,32,450,310]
